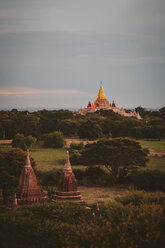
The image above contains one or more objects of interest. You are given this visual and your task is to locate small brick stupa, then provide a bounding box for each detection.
[54,151,82,201]
[16,151,47,205]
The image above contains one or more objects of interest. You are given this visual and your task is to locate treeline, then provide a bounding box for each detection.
[0,107,165,140]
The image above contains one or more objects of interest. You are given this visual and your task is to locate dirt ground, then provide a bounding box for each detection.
[78,185,128,204]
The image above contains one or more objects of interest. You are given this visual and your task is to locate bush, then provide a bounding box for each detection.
[84,166,115,186]
[38,167,115,187]
[43,131,66,148]
[70,142,84,150]
[124,170,165,192]
[115,191,165,206]
[38,169,62,186]
[78,120,103,139]
[12,133,27,150]
[0,201,165,248]
[12,133,36,150]
[70,149,82,165]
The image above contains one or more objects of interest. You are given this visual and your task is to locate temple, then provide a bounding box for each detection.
[54,151,82,202]
[78,81,141,119]
[16,150,48,205]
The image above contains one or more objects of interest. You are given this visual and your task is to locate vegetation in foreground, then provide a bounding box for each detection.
[0,192,165,248]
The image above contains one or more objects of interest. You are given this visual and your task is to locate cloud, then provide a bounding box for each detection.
[0,87,85,96]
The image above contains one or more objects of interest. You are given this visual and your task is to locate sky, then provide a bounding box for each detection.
[0,0,165,109]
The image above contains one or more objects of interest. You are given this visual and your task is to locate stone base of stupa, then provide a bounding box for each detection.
[54,191,84,204]
[16,187,49,205]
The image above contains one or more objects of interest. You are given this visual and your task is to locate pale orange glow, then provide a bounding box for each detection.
[0,87,83,96]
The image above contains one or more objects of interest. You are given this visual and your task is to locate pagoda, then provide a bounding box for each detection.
[78,80,141,119]
[54,151,82,201]
[93,81,111,108]
[16,151,47,205]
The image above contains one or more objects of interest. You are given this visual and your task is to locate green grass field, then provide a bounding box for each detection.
[138,140,165,153]
[1,139,165,172]
[30,148,86,171]
[30,148,165,173]
[143,157,165,172]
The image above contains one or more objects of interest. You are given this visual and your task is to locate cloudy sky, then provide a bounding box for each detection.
[0,0,165,109]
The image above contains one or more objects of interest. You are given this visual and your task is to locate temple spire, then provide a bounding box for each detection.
[25,150,32,168]
[97,80,106,100]
[63,151,72,173]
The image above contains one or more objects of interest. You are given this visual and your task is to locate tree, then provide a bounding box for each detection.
[12,133,27,150]
[43,131,66,148]
[135,106,145,118]
[78,120,103,140]
[81,138,149,178]
[26,135,37,147]
[59,119,79,137]
[12,133,36,150]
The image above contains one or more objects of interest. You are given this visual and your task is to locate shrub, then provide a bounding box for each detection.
[0,201,165,248]
[70,142,84,150]
[38,169,62,186]
[43,131,66,148]
[124,170,165,192]
[70,149,82,165]
[115,191,165,206]
[12,133,27,150]
[12,133,36,150]
[84,166,115,186]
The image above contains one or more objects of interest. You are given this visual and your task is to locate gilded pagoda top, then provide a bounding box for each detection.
[97,81,106,100]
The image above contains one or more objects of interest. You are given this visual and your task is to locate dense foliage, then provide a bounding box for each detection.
[120,170,165,192]
[42,131,66,148]
[12,133,36,150]
[0,107,165,140]
[39,166,115,187]
[0,194,165,248]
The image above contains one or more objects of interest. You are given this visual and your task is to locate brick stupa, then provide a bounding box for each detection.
[54,151,82,201]
[16,151,47,205]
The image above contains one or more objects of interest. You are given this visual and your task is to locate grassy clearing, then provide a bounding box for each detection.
[30,145,165,173]
[138,140,165,153]
[78,186,127,204]
[142,157,165,172]
[44,185,127,204]
[30,148,66,171]
[31,148,86,172]
[1,139,164,172]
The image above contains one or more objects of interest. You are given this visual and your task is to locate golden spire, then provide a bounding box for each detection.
[97,81,106,100]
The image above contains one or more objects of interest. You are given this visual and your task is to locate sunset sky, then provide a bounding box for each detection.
[0,0,165,109]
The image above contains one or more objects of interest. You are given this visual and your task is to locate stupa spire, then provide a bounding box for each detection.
[97,80,106,100]
[63,151,72,173]
[25,150,32,168]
